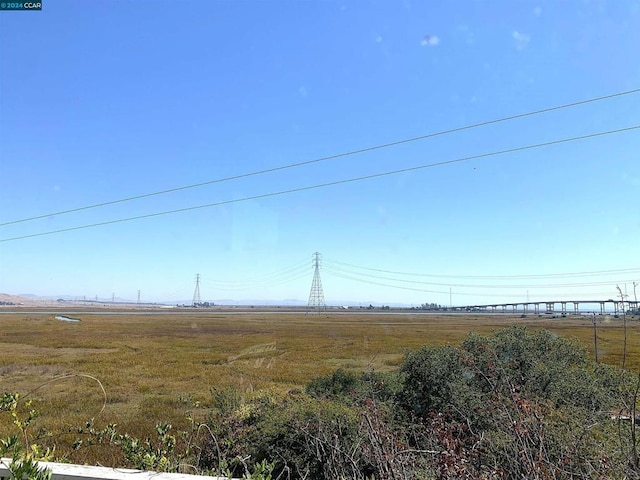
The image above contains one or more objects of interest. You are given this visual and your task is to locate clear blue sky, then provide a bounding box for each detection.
[1,1,639,306]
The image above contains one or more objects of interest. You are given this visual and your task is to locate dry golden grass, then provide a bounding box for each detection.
[1,309,639,464]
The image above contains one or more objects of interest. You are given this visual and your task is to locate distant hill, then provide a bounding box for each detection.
[2,293,411,308]
[0,293,56,306]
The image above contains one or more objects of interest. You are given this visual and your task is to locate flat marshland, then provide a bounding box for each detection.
[1,309,639,464]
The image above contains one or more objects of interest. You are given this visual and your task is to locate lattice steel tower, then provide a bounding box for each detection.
[192,273,201,306]
[307,252,326,311]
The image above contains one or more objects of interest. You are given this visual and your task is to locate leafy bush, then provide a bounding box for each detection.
[306,368,402,403]
[400,326,622,420]
[395,326,633,478]
[0,393,53,480]
[306,368,360,399]
[200,388,368,479]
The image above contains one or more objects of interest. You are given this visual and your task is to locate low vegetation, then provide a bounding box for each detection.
[2,311,640,478]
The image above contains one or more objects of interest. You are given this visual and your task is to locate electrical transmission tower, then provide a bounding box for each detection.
[307,252,326,311]
[192,273,201,306]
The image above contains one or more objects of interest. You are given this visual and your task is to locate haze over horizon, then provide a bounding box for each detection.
[1,1,639,306]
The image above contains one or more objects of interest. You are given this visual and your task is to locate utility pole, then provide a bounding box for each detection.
[307,252,326,312]
[617,284,628,371]
[617,284,628,315]
[192,274,201,307]
[592,313,599,363]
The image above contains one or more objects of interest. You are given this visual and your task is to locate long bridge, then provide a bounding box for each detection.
[451,299,639,315]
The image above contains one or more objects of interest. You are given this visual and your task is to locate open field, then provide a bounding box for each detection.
[2,309,640,464]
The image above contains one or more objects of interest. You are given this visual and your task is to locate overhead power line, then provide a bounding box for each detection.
[205,260,308,285]
[322,264,638,289]
[324,259,640,280]
[1,124,638,243]
[203,272,310,291]
[203,261,310,290]
[2,87,639,228]
[322,269,616,299]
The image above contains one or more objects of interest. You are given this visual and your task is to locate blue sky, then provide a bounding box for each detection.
[1,0,639,306]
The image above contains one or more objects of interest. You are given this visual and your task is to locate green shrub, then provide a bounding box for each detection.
[201,388,368,479]
[395,326,633,478]
[306,368,402,404]
[397,344,476,418]
[0,393,53,480]
[306,368,359,399]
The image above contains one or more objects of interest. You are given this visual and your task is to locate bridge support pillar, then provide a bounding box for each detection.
[545,302,554,313]
[561,302,567,314]
[534,303,540,315]
[573,302,579,314]
[600,302,605,314]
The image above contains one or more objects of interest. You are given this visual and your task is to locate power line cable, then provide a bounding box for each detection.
[323,269,614,299]
[322,264,638,289]
[204,272,310,291]
[324,269,617,299]
[324,259,640,280]
[2,88,639,227]
[203,264,310,290]
[324,269,449,295]
[1,124,638,243]
[204,260,309,286]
